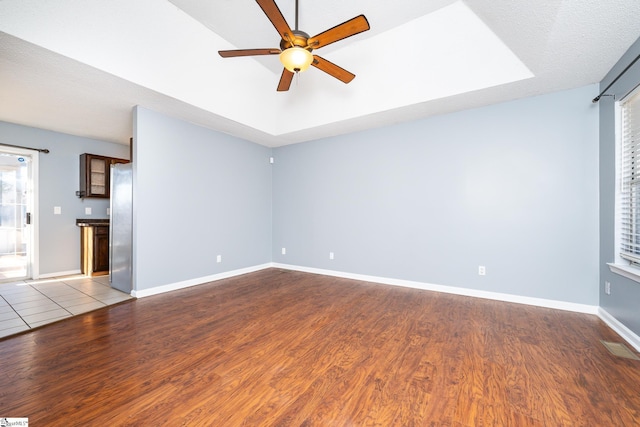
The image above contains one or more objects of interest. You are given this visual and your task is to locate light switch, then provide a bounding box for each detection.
[85,207,92,215]
[53,206,61,215]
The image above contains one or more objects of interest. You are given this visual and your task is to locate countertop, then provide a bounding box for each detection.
[76,218,110,227]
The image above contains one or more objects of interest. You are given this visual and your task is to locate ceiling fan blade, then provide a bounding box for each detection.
[311,55,356,84]
[219,48,280,58]
[307,15,370,50]
[277,68,295,91]
[256,0,294,42]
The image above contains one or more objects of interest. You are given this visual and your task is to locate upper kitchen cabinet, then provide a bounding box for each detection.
[78,153,129,198]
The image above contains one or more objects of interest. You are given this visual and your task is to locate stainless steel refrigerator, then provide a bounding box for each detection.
[109,162,132,293]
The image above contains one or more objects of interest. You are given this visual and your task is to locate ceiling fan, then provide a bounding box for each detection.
[218,0,370,92]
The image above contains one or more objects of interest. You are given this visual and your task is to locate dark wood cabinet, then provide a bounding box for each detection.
[79,153,129,199]
[93,226,110,273]
[80,224,110,276]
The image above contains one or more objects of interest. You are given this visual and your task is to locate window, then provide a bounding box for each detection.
[613,85,640,281]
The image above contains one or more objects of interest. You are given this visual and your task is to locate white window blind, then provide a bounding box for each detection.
[620,86,640,263]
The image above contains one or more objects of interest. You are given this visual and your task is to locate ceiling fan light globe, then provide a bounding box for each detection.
[280,47,313,73]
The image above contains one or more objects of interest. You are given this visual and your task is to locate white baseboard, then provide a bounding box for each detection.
[271,263,599,314]
[132,263,272,298]
[37,269,82,279]
[598,308,640,352]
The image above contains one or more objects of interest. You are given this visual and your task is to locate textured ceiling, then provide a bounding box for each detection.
[0,0,639,148]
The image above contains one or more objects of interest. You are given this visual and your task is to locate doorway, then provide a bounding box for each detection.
[0,146,38,282]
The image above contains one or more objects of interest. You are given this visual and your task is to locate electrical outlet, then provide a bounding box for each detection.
[281,248,286,255]
[329,252,334,260]
[478,266,486,276]
[85,207,92,215]
[53,206,61,215]
[605,281,611,295]
[216,255,222,263]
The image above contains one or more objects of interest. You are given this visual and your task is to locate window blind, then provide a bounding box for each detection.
[620,87,640,263]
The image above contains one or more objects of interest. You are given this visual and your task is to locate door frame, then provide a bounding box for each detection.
[0,145,39,280]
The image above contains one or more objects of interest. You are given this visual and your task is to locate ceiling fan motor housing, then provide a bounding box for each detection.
[280,30,312,51]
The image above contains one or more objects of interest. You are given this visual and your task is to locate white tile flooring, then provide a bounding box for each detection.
[0,274,133,339]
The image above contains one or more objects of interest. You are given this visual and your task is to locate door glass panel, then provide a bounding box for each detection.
[0,152,30,281]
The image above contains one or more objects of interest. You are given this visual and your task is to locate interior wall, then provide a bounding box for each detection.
[599,36,640,335]
[132,107,272,291]
[0,120,129,276]
[273,85,600,305]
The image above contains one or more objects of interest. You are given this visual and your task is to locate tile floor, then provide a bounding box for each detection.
[0,274,133,339]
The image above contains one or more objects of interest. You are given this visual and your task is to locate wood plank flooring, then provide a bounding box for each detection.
[1,268,639,426]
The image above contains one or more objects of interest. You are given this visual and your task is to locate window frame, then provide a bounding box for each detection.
[611,84,640,282]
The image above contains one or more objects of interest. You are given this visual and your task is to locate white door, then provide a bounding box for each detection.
[0,146,38,282]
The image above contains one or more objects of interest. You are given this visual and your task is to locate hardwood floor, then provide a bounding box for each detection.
[1,268,639,426]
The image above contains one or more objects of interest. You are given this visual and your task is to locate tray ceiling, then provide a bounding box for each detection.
[1,0,639,147]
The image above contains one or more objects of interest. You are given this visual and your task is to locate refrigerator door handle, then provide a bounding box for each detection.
[109,164,114,282]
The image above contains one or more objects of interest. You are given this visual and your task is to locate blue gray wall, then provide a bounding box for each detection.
[132,107,272,291]
[273,85,600,305]
[1,82,608,310]
[0,121,129,275]
[599,37,640,335]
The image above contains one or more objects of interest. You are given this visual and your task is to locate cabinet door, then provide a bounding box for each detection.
[93,226,110,273]
[80,154,110,198]
[79,154,130,198]
[89,156,109,197]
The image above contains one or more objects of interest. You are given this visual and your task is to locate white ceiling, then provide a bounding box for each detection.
[0,0,639,148]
